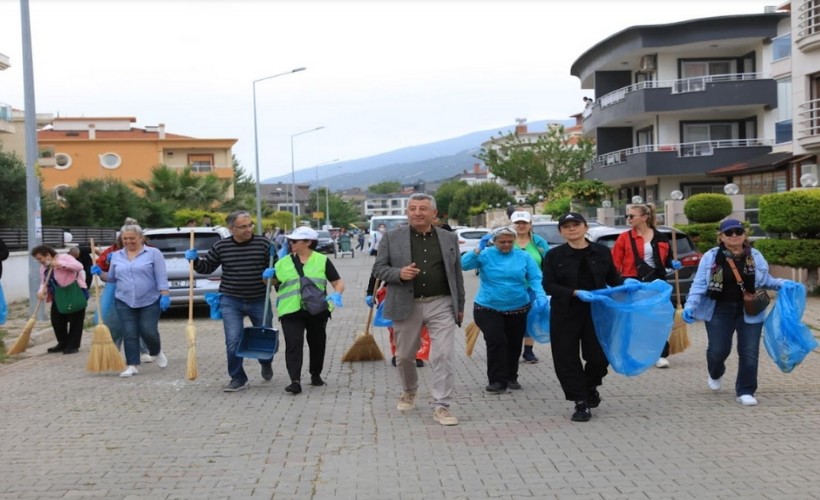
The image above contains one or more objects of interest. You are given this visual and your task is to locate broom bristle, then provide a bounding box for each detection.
[87,324,126,372]
[186,323,198,380]
[465,322,480,357]
[668,312,691,356]
[7,318,36,355]
[341,332,385,362]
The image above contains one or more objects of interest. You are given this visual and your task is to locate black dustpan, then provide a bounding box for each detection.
[237,254,279,359]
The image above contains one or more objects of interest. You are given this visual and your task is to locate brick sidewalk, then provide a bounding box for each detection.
[2,254,820,499]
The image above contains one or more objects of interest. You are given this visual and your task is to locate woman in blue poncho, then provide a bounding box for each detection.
[461,226,547,394]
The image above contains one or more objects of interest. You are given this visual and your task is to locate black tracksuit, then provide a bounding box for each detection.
[542,241,623,402]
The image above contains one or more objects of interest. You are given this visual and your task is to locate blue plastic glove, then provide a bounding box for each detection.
[184,249,198,261]
[90,265,102,276]
[682,308,695,324]
[328,292,343,307]
[105,253,113,263]
[575,290,596,302]
[533,295,548,312]
[159,295,171,312]
[262,268,275,280]
[671,260,682,270]
[477,233,492,251]
[365,295,374,307]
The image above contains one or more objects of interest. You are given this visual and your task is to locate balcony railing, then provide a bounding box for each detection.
[797,98,820,138]
[797,0,820,39]
[0,102,11,121]
[591,73,767,111]
[589,138,775,169]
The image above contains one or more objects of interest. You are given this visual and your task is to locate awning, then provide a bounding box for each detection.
[707,152,809,176]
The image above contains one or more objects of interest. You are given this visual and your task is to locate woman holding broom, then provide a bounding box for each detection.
[91,223,171,378]
[32,245,88,354]
[611,203,680,368]
[266,226,344,395]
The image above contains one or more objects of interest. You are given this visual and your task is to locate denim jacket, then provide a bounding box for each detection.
[685,246,784,324]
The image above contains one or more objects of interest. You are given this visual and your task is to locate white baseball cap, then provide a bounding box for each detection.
[286,226,319,240]
[510,211,532,223]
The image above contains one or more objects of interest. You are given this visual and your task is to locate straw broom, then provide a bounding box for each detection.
[86,238,126,372]
[7,268,52,355]
[465,321,480,357]
[668,228,691,355]
[186,230,198,380]
[341,279,385,362]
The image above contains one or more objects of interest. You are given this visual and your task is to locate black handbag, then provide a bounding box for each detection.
[292,255,328,315]
[727,259,771,315]
[628,234,659,282]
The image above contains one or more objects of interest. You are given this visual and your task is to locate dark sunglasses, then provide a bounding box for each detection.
[723,229,745,237]
[625,214,643,220]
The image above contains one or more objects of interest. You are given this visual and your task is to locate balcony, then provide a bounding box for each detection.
[0,102,14,134]
[584,74,776,129]
[585,139,774,182]
[797,98,820,149]
[796,0,820,52]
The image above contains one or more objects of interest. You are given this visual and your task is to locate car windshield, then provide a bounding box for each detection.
[146,233,222,253]
[317,231,331,240]
[459,230,488,240]
[531,224,564,246]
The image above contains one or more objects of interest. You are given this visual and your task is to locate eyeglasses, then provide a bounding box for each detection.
[723,228,745,237]
[625,214,643,220]
[232,223,254,230]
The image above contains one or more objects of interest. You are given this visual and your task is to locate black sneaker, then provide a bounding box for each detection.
[522,351,539,364]
[47,344,66,353]
[260,363,273,381]
[391,356,397,367]
[310,375,324,386]
[223,379,249,392]
[415,359,424,367]
[571,401,591,422]
[485,382,507,394]
[285,381,302,394]
[588,389,601,408]
[507,380,522,390]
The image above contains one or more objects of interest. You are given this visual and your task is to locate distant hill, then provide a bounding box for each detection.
[263,119,575,191]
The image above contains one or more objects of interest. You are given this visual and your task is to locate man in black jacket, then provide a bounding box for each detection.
[0,237,8,280]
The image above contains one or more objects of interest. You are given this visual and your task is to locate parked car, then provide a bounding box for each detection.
[315,230,335,254]
[585,225,702,300]
[142,226,231,306]
[456,227,490,254]
[532,220,602,249]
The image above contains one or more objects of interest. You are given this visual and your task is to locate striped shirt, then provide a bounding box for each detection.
[193,235,272,299]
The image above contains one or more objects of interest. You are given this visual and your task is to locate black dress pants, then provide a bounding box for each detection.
[280,310,329,382]
[474,305,528,385]
[551,305,609,402]
[50,302,85,350]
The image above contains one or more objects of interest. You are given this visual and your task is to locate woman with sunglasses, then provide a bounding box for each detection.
[510,211,550,364]
[461,226,547,393]
[611,203,680,368]
[683,219,785,406]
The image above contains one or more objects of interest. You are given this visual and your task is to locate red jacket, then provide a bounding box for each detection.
[611,228,671,278]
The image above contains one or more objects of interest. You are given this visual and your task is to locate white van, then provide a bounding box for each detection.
[368,215,408,249]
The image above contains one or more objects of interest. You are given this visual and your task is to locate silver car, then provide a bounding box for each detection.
[143,226,231,306]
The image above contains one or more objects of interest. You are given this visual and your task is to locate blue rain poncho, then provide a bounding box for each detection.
[583,280,674,376]
[763,281,817,373]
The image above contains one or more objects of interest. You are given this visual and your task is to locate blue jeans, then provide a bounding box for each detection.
[115,299,162,366]
[705,301,763,396]
[220,294,273,383]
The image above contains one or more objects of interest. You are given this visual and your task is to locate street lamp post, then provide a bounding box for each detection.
[252,67,306,235]
[314,158,339,229]
[290,126,325,229]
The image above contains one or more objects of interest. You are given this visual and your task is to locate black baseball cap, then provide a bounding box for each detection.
[557,212,587,227]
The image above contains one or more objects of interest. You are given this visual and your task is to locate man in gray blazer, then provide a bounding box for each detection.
[372,193,465,426]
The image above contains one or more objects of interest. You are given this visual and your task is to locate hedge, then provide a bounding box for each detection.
[753,238,820,269]
[759,190,820,237]
[683,193,733,223]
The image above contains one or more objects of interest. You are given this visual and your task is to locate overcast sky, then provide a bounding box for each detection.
[0,0,771,181]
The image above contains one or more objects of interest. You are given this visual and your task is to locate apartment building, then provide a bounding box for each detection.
[571,11,793,204]
[0,52,13,136]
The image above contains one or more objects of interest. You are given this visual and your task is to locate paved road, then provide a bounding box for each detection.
[2,253,820,499]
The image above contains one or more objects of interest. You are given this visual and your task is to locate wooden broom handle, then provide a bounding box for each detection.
[188,231,195,323]
[671,227,683,309]
[89,238,103,325]
[363,278,380,336]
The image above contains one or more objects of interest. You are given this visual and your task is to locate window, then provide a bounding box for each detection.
[189,154,214,173]
[54,153,72,169]
[773,33,792,60]
[636,127,654,148]
[678,60,735,92]
[680,122,737,156]
[99,152,122,169]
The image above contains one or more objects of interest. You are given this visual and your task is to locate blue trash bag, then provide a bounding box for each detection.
[204,292,223,320]
[526,297,550,343]
[586,280,674,376]
[94,283,125,346]
[373,301,393,327]
[763,281,817,373]
[0,282,7,325]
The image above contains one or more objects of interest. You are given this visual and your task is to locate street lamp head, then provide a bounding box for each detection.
[723,183,739,195]
[670,190,684,201]
[631,195,643,204]
[292,67,307,73]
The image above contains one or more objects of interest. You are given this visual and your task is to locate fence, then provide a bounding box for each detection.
[0,227,117,251]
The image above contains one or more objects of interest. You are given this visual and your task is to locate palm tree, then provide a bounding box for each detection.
[133,165,230,210]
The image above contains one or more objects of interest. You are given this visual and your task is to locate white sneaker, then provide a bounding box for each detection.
[396,392,416,411]
[140,353,154,363]
[707,376,722,391]
[655,357,670,369]
[155,351,168,369]
[120,365,139,378]
[433,406,459,426]
[737,395,759,406]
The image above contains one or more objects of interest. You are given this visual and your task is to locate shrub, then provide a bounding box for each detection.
[759,190,820,237]
[683,193,733,223]
[754,238,820,269]
[678,222,722,253]
[543,197,571,219]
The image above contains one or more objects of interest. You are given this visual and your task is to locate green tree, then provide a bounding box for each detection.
[433,180,469,219]
[42,178,148,227]
[551,180,614,206]
[309,189,360,228]
[476,125,595,193]
[449,183,513,223]
[0,150,27,227]
[132,165,230,211]
[368,181,402,194]
[220,156,259,213]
